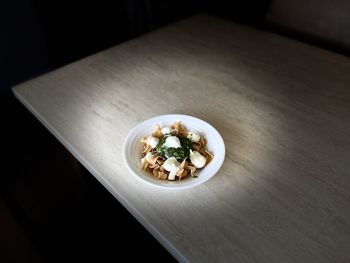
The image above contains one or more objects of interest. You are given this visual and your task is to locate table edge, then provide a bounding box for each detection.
[12,87,189,263]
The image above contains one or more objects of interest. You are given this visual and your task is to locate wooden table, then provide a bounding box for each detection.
[13,15,350,263]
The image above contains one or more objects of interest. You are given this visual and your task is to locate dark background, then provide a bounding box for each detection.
[0,0,271,94]
[0,1,348,262]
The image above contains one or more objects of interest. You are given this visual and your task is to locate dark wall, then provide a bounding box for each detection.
[0,0,270,98]
[0,0,49,95]
[0,0,196,96]
[203,0,270,25]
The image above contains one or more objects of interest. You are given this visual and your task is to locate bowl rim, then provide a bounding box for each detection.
[123,114,225,189]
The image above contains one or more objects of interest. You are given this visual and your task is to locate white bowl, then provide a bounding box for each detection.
[123,114,225,189]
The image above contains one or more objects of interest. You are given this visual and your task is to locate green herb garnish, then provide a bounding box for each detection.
[156,135,193,161]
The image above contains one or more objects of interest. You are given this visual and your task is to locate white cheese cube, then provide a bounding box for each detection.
[146,136,159,148]
[163,136,181,148]
[189,150,206,168]
[187,131,201,142]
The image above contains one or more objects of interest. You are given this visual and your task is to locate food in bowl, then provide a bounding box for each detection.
[140,122,213,181]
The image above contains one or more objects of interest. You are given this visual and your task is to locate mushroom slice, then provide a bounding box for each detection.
[152,124,163,138]
[157,171,168,180]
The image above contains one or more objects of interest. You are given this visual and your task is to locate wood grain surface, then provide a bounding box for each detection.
[13,15,350,263]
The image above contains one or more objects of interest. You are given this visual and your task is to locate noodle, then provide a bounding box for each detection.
[140,122,213,181]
